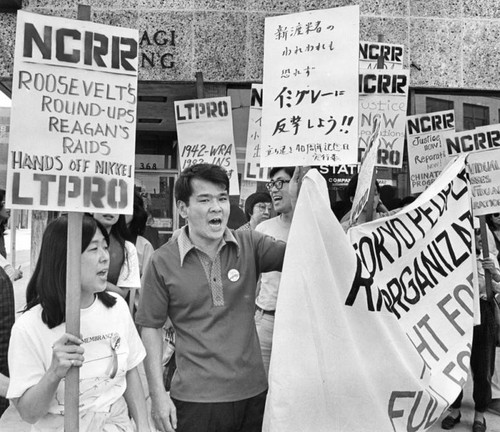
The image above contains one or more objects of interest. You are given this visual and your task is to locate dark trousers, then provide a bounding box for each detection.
[172,390,267,432]
[452,299,497,413]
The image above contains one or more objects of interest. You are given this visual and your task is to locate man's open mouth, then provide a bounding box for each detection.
[209,217,222,227]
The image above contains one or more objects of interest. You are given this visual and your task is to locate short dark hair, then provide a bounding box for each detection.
[344,173,381,201]
[25,214,116,329]
[269,166,294,179]
[244,192,272,220]
[175,163,230,205]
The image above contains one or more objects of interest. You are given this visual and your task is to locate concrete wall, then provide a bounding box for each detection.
[0,0,499,88]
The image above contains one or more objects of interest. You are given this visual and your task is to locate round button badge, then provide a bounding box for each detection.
[228,269,240,282]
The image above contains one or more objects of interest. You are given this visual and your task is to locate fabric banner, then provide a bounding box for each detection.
[264,157,476,432]
[7,11,138,213]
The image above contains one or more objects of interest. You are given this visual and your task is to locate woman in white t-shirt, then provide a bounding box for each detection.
[7,214,149,431]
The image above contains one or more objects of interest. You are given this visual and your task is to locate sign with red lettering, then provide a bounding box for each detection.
[358,69,409,168]
[265,158,476,432]
[359,41,404,70]
[6,11,138,213]
[174,96,239,195]
[261,6,359,166]
[406,110,455,193]
[243,84,271,181]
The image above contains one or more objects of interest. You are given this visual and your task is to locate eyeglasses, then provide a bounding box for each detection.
[265,179,290,191]
[254,203,272,212]
[493,213,500,217]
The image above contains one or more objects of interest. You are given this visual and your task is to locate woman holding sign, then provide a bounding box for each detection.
[6,214,149,431]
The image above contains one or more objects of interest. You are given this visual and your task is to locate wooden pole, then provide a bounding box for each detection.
[195,71,205,98]
[64,7,89,432]
[479,216,493,300]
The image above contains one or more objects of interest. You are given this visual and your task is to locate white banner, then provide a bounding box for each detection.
[406,110,455,193]
[7,11,138,213]
[467,148,500,216]
[264,157,476,432]
[261,6,359,167]
[359,41,404,70]
[358,69,409,168]
[174,96,239,195]
[243,84,270,181]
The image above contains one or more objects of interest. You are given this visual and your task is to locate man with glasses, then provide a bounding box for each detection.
[255,166,296,376]
[136,163,301,432]
[237,192,272,231]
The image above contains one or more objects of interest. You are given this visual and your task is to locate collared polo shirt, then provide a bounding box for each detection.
[135,226,286,403]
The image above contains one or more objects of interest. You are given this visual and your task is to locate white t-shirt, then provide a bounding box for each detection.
[7,293,145,417]
[255,216,291,311]
[117,241,141,289]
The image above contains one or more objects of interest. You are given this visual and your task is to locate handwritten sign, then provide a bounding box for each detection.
[359,41,404,69]
[467,148,500,216]
[6,11,138,213]
[243,84,270,181]
[358,69,409,168]
[406,110,455,193]
[174,96,239,195]
[261,6,359,167]
[443,123,500,157]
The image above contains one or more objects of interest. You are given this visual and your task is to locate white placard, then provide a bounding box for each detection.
[359,41,404,70]
[442,123,500,157]
[467,148,500,216]
[358,69,409,168]
[6,11,138,213]
[243,84,271,181]
[406,110,455,193]
[261,6,360,166]
[174,96,239,195]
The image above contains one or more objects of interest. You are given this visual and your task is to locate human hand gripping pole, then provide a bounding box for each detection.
[289,166,310,213]
[49,333,85,380]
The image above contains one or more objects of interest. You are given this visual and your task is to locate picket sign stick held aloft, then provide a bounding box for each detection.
[63,7,90,432]
[479,215,494,300]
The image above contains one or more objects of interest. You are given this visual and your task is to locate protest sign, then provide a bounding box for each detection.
[350,121,380,224]
[174,96,239,195]
[243,84,270,181]
[443,123,500,157]
[406,110,455,193]
[6,11,138,213]
[467,148,500,216]
[359,41,404,70]
[261,6,359,167]
[264,157,475,432]
[0,107,9,189]
[359,69,409,168]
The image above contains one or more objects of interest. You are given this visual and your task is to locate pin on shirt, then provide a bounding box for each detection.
[228,269,240,282]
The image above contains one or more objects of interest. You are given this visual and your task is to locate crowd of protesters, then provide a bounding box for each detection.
[0,165,500,432]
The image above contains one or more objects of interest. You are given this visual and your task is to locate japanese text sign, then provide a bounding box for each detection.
[406,110,455,194]
[358,69,409,168]
[7,11,138,213]
[174,96,239,195]
[243,84,270,181]
[261,6,360,167]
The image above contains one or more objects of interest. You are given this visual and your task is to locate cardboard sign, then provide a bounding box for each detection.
[406,110,455,193]
[443,123,500,157]
[359,41,404,70]
[243,84,270,181]
[174,96,239,195]
[6,11,138,213]
[264,158,475,432]
[261,6,359,166]
[358,69,409,168]
[467,148,500,216]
